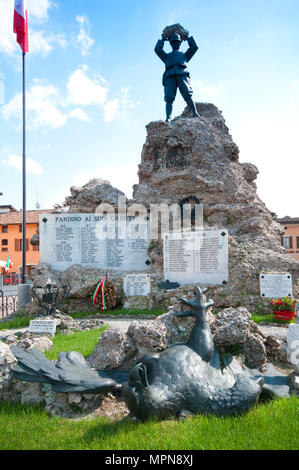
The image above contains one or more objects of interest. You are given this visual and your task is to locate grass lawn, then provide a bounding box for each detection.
[251,313,294,325]
[0,316,31,331]
[0,324,298,450]
[0,396,298,450]
[44,326,108,360]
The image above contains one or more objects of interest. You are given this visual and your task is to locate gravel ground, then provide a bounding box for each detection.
[0,318,293,340]
[99,317,154,332]
[257,324,289,340]
[0,318,153,340]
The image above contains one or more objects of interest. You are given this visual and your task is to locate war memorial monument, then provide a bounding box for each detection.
[1,24,299,421]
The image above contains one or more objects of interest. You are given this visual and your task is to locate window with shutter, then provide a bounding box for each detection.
[282,236,293,249]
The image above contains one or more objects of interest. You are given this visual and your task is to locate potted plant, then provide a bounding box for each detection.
[271,297,297,321]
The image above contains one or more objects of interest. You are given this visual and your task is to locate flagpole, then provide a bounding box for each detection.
[22,51,26,285]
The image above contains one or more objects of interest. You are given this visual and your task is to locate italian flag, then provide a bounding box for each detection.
[5,257,14,270]
[13,0,29,53]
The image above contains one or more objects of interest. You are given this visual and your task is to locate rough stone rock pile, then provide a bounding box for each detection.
[28,102,299,314]
[27,262,197,312]
[53,313,104,333]
[64,178,127,213]
[89,307,288,372]
[89,320,167,370]
[132,103,299,311]
[0,336,53,404]
[0,339,129,419]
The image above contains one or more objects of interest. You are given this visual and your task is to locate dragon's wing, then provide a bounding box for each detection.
[11,346,120,394]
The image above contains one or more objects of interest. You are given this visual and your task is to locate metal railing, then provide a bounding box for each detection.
[0,290,18,319]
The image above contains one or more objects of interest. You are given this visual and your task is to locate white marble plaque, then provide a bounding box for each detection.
[163,230,229,285]
[260,273,293,298]
[29,319,56,335]
[39,213,150,271]
[123,274,151,296]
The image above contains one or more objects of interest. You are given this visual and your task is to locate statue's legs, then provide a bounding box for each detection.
[165,102,173,122]
[164,77,176,122]
[177,76,199,118]
[186,98,199,118]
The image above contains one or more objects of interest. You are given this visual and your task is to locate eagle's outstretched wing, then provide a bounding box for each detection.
[11,346,121,394]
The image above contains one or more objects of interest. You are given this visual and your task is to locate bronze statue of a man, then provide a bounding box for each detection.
[155,28,199,122]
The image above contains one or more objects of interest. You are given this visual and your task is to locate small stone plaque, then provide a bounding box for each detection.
[29,319,56,335]
[123,274,151,296]
[260,273,293,298]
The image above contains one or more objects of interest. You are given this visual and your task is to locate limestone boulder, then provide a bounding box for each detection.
[127,321,167,357]
[30,263,61,288]
[89,327,135,370]
[64,178,127,213]
[210,307,252,347]
[0,343,17,393]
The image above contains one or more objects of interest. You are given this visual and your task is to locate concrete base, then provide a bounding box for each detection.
[18,283,32,308]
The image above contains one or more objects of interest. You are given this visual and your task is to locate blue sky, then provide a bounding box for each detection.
[0,0,298,216]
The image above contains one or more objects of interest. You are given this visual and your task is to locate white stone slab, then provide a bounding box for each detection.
[260,273,292,298]
[123,274,151,296]
[287,323,299,373]
[39,213,150,272]
[29,319,56,335]
[163,229,229,285]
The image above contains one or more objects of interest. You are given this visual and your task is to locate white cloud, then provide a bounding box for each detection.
[104,99,120,122]
[76,15,88,25]
[104,87,136,122]
[0,0,17,55]
[29,30,68,56]
[2,82,67,129]
[43,164,138,209]
[3,66,136,129]
[73,164,138,199]
[0,0,65,57]
[29,29,52,56]
[67,65,108,106]
[2,154,43,174]
[69,108,90,121]
[28,0,52,22]
[231,105,299,217]
[192,80,221,101]
[76,14,95,56]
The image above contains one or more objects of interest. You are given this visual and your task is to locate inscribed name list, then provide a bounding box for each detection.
[39,213,150,271]
[163,230,228,285]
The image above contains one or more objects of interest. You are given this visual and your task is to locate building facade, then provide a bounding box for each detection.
[0,205,51,275]
[277,216,299,262]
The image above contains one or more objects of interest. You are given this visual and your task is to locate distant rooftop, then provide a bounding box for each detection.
[0,209,53,225]
[0,205,18,214]
[277,216,299,224]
